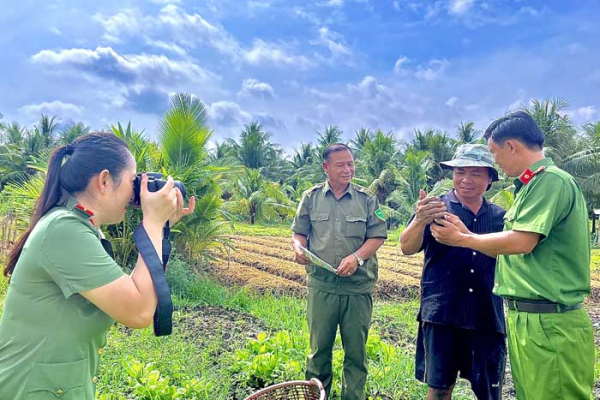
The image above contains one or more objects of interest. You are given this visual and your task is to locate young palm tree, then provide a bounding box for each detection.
[522,98,578,165]
[316,125,344,160]
[387,150,434,223]
[111,122,149,172]
[405,129,453,184]
[33,115,58,148]
[359,129,398,181]
[228,168,294,225]
[58,122,90,145]
[456,121,481,145]
[350,127,373,157]
[157,93,231,260]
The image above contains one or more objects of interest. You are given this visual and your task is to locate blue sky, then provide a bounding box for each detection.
[1,0,599,153]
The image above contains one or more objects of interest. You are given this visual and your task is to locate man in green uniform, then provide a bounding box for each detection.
[291,143,387,400]
[430,111,594,400]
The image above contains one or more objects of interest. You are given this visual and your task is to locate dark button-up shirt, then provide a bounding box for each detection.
[416,189,506,334]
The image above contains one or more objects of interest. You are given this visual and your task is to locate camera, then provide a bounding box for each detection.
[131,172,186,206]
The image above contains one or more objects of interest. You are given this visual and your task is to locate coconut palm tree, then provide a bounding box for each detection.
[522,98,578,165]
[350,127,373,158]
[316,125,344,160]
[58,122,90,145]
[33,115,59,148]
[359,129,399,181]
[456,121,480,145]
[228,168,294,225]
[155,93,231,261]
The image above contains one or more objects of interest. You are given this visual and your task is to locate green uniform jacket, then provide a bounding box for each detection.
[291,181,388,295]
[0,197,124,400]
[494,158,591,305]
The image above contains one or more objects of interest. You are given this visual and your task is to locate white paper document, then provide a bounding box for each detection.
[298,245,337,274]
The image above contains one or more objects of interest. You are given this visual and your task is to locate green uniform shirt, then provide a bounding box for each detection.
[291,181,388,295]
[494,158,591,305]
[0,196,125,400]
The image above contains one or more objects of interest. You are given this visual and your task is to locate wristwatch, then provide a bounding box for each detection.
[353,252,364,266]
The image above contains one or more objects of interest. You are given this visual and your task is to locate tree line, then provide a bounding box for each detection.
[1,95,599,265]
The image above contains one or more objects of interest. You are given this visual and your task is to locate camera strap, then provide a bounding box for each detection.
[133,223,173,336]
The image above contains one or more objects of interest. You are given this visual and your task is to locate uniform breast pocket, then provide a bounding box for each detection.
[24,358,88,399]
[345,216,367,239]
[310,212,330,235]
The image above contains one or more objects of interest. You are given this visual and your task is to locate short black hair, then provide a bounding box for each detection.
[483,111,545,149]
[323,143,353,162]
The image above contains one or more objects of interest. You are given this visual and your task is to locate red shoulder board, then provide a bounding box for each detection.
[519,165,546,185]
[75,204,95,217]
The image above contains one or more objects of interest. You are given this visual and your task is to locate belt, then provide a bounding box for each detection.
[505,299,583,314]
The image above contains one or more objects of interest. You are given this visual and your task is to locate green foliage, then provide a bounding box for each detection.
[231,330,306,387]
[123,359,215,400]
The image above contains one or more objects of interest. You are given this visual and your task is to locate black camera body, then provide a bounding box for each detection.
[131,172,186,206]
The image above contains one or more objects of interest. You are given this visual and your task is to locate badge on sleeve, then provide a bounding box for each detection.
[375,208,386,221]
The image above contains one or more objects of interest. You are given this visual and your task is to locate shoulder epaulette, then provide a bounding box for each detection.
[353,184,376,197]
[303,183,325,195]
[519,165,547,185]
[72,204,97,226]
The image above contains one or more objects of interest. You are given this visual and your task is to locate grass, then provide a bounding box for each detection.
[591,249,600,274]
[226,222,291,237]
[1,248,599,399]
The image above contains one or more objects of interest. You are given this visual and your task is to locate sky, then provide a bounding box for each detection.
[1,0,599,153]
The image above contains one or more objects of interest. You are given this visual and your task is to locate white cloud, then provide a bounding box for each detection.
[393,56,409,75]
[326,0,344,7]
[238,78,275,99]
[207,101,251,127]
[244,39,315,69]
[31,46,216,86]
[304,86,344,101]
[94,6,240,57]
[146,40,187,56]
[414,59,450,81]
[149,0,181,4]
[348,76,392,102]
[94,6,316,69]
[247,1,271,10]
[254,113,286,130]
[94,9,142,43]
[49,27,61,35]
[570,106,597,123]
[18,101,83,118]
[445,97,459,107]
[393,57,450,81]
[314,27,353,59]
[448,0,475,16]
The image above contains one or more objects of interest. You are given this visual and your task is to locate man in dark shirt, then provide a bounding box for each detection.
[400,144,506,400]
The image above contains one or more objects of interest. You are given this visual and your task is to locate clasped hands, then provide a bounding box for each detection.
[415,189,471,247]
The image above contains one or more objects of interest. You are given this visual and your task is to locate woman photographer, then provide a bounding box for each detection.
[0,132,195,399]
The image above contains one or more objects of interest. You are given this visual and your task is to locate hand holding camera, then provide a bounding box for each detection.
[131,173,195,229]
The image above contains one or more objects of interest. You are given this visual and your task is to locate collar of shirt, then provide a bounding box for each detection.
[322,180,353,199]
[446,189,489,217]
[65,195,103,237]
[514,157,554,192]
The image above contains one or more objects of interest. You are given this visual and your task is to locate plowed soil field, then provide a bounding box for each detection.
[210,236,600,303]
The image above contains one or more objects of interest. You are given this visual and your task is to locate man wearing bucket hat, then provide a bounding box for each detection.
[431,111,594,400]
[401,144,507,400]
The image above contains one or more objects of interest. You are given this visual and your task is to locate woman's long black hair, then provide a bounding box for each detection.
[4,132,131,277]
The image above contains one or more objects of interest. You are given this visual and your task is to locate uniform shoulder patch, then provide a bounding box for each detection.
[303,183,325,196]
[375,208,386,221]
[353,184,375,197]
